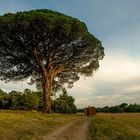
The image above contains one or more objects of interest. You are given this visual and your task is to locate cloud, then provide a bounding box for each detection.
[0,79,36,92]
[95,53,140,82]
[75,98,93,107]
[69,51,140,108]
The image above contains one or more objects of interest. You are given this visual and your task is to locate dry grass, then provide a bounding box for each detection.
[89,113,140,140]
[0,110,81,140]
[1,111,140,140]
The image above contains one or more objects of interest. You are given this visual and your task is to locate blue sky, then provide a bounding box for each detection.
[0,0,140,107]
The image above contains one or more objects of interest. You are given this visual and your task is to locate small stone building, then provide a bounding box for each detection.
[84,106,96,116]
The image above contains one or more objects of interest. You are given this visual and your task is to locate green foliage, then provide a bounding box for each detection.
[77,108,84,113]
[124,104,140,112]
[97,103,140,113]
[0,9,104,82]
[52,91,77,114]
[0,89,9,109]
[0,88,77,113]
[22,89,40,110]
[0,10,104,111]
[119,103,128,108]
[0,89,41,111]
[8,90,23,110]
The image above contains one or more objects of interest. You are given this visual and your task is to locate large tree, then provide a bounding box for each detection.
[0,9,104,113]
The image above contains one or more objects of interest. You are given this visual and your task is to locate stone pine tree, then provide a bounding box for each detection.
[0,9,104,114]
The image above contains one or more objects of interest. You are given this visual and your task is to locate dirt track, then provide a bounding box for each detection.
[43,117,91,140]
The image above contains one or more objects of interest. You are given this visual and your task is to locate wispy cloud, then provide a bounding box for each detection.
[69,51,140,108]
[0,80,36,92]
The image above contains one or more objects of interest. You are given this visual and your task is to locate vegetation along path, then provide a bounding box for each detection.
[43,117,91,140]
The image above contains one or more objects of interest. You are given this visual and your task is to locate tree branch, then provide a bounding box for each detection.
[32,47,47,76]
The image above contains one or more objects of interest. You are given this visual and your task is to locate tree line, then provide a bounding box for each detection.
[96,103,140,113]
[77,103,140,113]
[0,88,77,114]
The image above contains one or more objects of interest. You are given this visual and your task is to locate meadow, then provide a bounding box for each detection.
[0,110,140,140]
[89,113,140,140]
[0,110,81,140]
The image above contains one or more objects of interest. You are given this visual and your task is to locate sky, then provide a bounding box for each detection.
[0,0,140,108]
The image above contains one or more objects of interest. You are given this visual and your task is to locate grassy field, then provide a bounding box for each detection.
[0,111,140,140]
[0,110,81,140]
[89,113,140,140]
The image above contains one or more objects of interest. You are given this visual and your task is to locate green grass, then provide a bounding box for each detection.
[1,111,140,140]
[89,113,140,140]
[0,110,81,140]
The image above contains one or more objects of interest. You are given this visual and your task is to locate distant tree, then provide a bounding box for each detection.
[52,91,77,114]
[34,91,44,111]
[22,89,40,110]
[119,103,128,108]
[109,106,122,113]
[0,89,9,109]
[77,108,84,113]
[8,90,23,110]
[97,103,140,113]
[0,9,104,113]
[125,104,140,112]
[102,106,110,113]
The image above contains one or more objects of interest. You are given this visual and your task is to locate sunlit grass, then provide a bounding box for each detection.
[1,111,139,140]
[89,113,140,140]
[0,110,81,140]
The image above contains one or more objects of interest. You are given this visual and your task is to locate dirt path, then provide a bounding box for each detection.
[43,117,91,140]
[126,124,140,135]
[73,121,90,140]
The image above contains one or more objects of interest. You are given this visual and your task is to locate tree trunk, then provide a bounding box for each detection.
[42,74,52,114]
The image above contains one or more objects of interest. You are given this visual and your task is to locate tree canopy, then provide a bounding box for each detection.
[0,9,104,113]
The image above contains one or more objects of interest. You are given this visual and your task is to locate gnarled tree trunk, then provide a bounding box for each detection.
[42,74,52,114]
